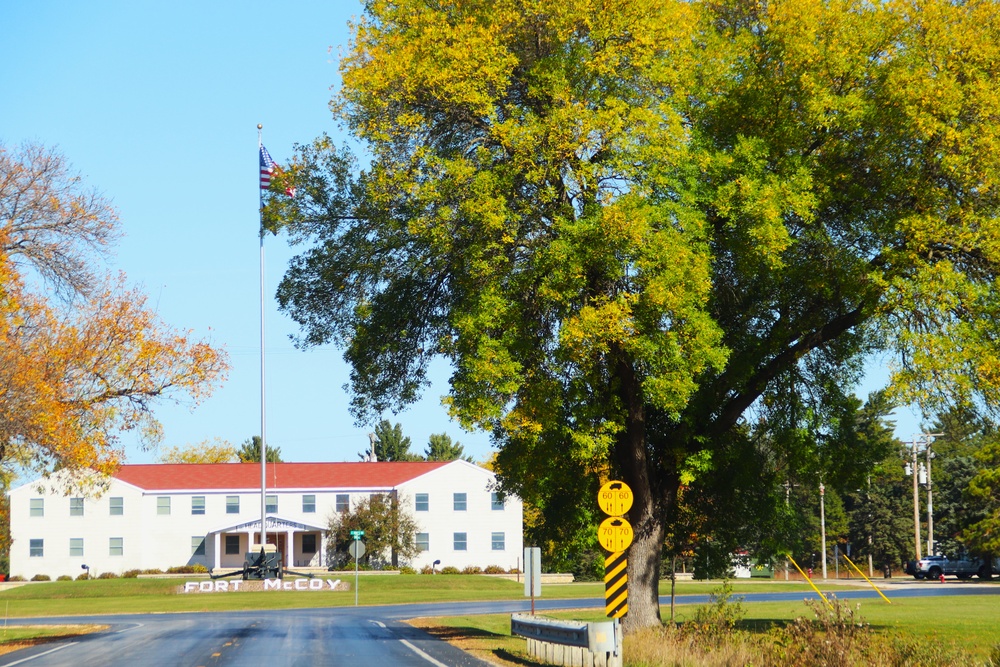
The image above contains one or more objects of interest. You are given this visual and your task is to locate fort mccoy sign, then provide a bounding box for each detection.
[181,578,348,593]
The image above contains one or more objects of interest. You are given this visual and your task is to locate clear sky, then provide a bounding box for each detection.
[1,1,925,469]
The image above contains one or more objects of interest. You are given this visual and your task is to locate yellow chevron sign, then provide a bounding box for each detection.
[604,550,628,618]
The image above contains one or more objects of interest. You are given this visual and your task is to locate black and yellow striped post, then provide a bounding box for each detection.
[598,480,634,619]
[605,550,628,618]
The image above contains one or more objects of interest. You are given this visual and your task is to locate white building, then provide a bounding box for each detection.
[8,460,522,579]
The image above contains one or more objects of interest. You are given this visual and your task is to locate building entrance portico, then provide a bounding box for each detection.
[208,515,326,571]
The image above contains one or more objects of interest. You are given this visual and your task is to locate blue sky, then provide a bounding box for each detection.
[1,1,924,468]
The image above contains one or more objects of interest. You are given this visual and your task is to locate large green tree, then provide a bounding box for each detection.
[266,0,1000,629]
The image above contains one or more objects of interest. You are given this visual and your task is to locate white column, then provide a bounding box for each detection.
[213,532,221,570]
[286,531,294,568]
[319,531,326,569]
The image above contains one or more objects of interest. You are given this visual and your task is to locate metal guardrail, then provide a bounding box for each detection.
[511,613,620,654]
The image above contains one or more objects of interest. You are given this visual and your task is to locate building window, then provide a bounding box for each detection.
[302,534,317,554]
[226,496,240,514]
[29,539,43,557]
[191,537,206,556]
[266,495,277,513]
[302,495,316,513]
[416,533,430,552]
[492,532,506,551]
[491,492,504,511]
[109,537,123,556]
[335,494,349,513]
[157,497,170,515]
[415,493,429,512]
[225,535,241,555]
[29,498,43,517]
[69,538,84,557]
[453,493,467,511]
[453,532,467,551]
[191,496,205,515]
[70,497,84,516]
[110,497,123,516]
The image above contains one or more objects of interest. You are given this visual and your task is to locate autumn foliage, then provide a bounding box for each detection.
[0,142,227,481]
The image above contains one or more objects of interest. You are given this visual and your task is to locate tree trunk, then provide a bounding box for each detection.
[613,348,667,632]
[623,489,666,631]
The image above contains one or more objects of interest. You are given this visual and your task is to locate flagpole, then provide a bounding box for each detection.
[257,124,267,553]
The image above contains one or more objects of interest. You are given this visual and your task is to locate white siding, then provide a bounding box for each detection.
[7,461,523,579]
[397,460,523,572]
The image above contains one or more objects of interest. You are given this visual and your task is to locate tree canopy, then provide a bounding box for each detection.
[1,142,228,485]
[425,433,473,462]
[237,436,283,463]
[367,420,420,461]
[326,493,419,569]
[158,438,238,464]
[265,0,1000,629]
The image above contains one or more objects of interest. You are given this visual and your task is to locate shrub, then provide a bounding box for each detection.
[483,565,506,574]
[166,564,208,574]
[141,568,164,575]
[30,574,51,581]
[56,575,73,581]
[507,568,520,574]
[97,572,118,579]
[75,573,89,581]
[685,580,745,643]
[122,569,141,579]
[398,566,417,575]
[462,566,483,575]
[7,576,25,582]
[420,565,435,574]
[440,566,460,575]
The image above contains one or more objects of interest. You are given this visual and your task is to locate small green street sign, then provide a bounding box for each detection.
[350,530,365,538]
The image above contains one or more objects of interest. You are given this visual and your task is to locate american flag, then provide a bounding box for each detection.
[259,145,276,190]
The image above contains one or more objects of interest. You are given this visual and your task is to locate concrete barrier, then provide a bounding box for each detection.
[511,613,621,667]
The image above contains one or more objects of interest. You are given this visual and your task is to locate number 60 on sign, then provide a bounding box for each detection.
[598,480,633,517]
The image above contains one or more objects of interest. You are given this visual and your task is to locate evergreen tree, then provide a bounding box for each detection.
[369,420,419,462]
[424,433,473,462]
[237,436,283,463]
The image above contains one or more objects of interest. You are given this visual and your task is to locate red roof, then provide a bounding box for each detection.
[114,461,452,491]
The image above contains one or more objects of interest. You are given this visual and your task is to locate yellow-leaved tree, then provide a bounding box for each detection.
[266,0,1000,629]
[0,142,228,485]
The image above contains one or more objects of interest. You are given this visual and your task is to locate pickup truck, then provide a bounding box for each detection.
[908,555,990,580]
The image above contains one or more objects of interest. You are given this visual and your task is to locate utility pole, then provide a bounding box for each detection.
[922,432,944,556]
[820,482,828,580]
[906,439,922,562]
[866,475,874,577]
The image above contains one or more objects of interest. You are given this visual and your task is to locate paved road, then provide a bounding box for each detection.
[3,583,999,666]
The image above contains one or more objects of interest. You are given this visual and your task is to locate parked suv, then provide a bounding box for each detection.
[909,554,986,580]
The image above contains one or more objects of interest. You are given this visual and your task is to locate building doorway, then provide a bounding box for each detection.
[265,533,287,559]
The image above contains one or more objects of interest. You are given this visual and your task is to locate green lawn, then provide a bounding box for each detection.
[0,575,829,617]
[423,594,1000,665]
[1,576,997,663]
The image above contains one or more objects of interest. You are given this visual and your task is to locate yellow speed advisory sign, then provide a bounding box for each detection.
[597,480,633,517]
[598,516,634,552]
